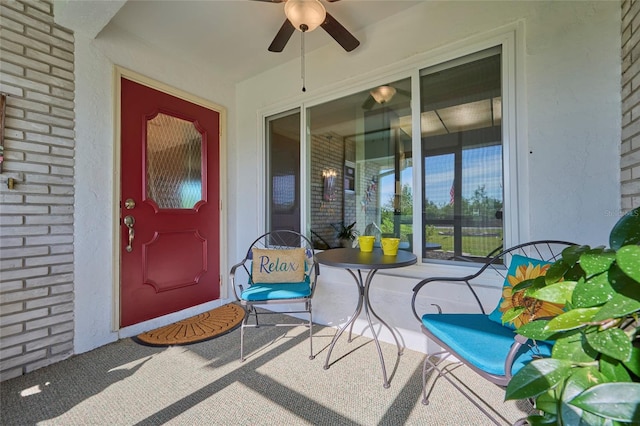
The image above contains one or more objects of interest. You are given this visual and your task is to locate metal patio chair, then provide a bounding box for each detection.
[230,230,318,361]
[410,240,576,424]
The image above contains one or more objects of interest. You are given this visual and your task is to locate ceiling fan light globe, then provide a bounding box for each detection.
[370,86,397,104]
[285,0,327,32]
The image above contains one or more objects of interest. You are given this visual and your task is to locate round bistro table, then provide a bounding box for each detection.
[315,247,417,388]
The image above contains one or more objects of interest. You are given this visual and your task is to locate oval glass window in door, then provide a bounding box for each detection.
[146,113,203,209]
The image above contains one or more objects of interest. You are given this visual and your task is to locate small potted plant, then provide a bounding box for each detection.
[334,221,359,248]
[505,207,640,425]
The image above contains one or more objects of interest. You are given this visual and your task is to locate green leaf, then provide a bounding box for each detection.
[585,328,632,362]
[526,276,549,296]
[570,383,640,422]
[596,263,640,319]
[552,331,598,362]
[563,366,607,398]
[525,413,559,425]
[502,306,525,324]
[600,355,633,382]
[565,262,587,281]
[535,389,559,415]
[623,346,640,378]
[580,250,617,277]
[608,263,640,294]
[592,293,640,322]
[561,367,609,426]
[517,320,558,340]
[594,265,640,318]
[572,273,615,308]
[532,281,576,304]
[546,259,570,284]
[512,278,537,293]
[505,358,573,400]
[616,245,640,283]
[525,275,547,297]
[609,207,640,249]
[546,307,600,332]
[563,245,592,266]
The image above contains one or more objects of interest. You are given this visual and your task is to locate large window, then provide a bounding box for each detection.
[306,77,413,250]
[421,48,503,261]
[266,46,506,263]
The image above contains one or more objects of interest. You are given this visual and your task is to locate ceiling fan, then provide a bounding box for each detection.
[255,0,360,53]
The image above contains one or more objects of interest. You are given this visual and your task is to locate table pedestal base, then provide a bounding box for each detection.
[323,268,402,388]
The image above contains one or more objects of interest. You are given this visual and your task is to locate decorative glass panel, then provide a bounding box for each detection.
[146,113,203,209]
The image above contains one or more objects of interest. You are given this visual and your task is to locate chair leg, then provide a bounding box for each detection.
[239,306,252,362]
[421,352,450,405]
[239,303,316,362]
[240,322,245,362]
[253,306,260,327]
[308,301,314,360]
[421,357,434,405]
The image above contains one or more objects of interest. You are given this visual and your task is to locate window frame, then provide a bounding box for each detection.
[259,26,522,270]
[265,109,303,233]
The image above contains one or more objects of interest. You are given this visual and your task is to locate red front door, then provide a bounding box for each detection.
[120,77,220,327]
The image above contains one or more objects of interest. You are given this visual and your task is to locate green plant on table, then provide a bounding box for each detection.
[334,221,359,246]
[505,207,640,425]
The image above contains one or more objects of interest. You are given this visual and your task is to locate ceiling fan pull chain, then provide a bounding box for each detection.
[301,30,306,92]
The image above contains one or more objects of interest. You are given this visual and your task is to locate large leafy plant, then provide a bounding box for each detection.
[505,208,640,425]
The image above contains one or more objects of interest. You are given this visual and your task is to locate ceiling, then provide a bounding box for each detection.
[55,1,503,141]
[58,0,422,84]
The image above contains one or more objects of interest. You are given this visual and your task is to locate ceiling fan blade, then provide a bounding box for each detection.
[321,12,360,52]
[362,96,376,111]
[268,19,295,52]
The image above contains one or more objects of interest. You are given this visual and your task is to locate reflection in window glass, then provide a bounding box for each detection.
[146,113,203,209]
[424,154,455,220]
[421,48,503,261]
[266,111,301,234]
[273,174,296,212]
[308,78,413,250]
[179,180,202,209]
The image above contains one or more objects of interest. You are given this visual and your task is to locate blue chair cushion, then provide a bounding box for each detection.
[241,280,311,301]
[422,313,552,377]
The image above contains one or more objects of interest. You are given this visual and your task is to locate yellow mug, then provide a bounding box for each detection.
[381,237,400,256]
[358,236,375,252]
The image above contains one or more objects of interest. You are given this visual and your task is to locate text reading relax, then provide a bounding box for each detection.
[258,255,300,274]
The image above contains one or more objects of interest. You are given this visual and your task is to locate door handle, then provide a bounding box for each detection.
[124,215,135,252]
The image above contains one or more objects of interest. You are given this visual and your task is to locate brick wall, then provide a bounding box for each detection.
[310,133,348,247]
[0,0,75,380]
[622,0,640,212]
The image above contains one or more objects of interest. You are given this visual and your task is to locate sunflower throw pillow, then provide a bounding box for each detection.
[487,254,564,329]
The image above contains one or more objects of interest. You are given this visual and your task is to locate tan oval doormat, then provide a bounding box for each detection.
[134,303,245,346]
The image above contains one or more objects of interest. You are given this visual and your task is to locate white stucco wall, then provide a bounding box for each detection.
[71,1,621,355]
[234,1,621,354]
